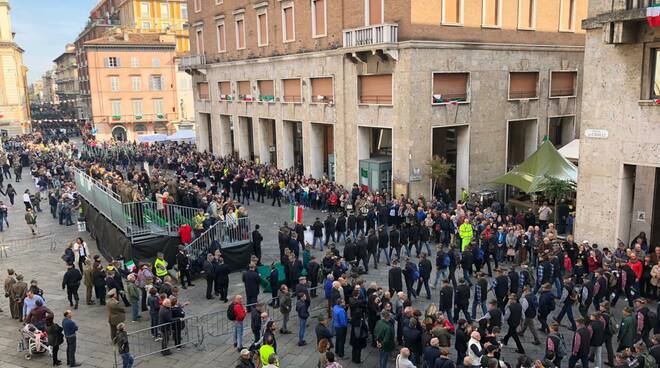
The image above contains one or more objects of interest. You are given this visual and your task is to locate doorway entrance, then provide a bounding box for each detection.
[619,165,660,250]
[357,127,392,193]
[310,123,334,180]
[283,120,303,172]
[238,116,255,161]
[548,116,576,149]
[432,125,469,202]
[111,125,127,142]
[259,118,277,165]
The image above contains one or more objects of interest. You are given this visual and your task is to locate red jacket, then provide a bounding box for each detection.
[563,257,572,273]
[233,302,246,322]
[179,224,192,244]
[627,259,643,281]
[587,256,600,274]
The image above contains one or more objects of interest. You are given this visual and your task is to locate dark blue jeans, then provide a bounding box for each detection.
[121,352,134,368]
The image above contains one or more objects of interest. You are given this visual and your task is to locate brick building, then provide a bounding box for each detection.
[185,0,588,199]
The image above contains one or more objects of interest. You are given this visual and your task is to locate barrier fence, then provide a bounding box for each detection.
[186,216,252,259]
[115,285,326,366]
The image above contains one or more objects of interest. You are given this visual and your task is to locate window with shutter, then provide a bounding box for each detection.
[131,76,141,92]
[111,100,121,117]
[559,0,575,31]
[312,0,326,37]
[150,75,163,91]
[443,0,462,25]
[482,0,500,27]
[311,77,333,103]
[257,12,268,46]
[550,71,577,97]
[238,81,252,101]
[432,73,469,103]
[258,80,274,102]
[236,18,246,49]
[359,74,392,105]
[198,82,210,100]
[218,81,231,100]
[368,0,383,25]
[282,78,302,103]
[217,22,226,52]
[518,0,535,29]
[509,72,538,99]
[282,5,294,42]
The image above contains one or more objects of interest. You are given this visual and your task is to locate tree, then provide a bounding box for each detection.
[540,175,576,224]
[428,156,453,198]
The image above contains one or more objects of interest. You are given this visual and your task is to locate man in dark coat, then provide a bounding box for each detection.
[416,252,432,299]
[388,260,403,295]
[175,246,194,289]
[367,229,379,269]
[324,214,336,246]
[62,263,82,309]
[252,225,263,264]
[538,283,556,333]
[454,278,472,323]
[568,318,591,368]
[215,257,230,302]
[356,234,369,273]
[158,299,173,355]
[242,264,261,310]
[502,293,525,354]
[202,254,215,300]
[311,218,324,250]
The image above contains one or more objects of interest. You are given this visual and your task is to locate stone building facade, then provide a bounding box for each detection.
[576,0,660,247]
[185,0,588,199]
[0,0,30,136]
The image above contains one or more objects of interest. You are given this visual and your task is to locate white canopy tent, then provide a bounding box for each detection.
[167,130,195,142]
[558,139,580,162]
[136,134,168,143]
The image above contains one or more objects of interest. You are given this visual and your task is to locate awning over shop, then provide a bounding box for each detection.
[558,139,580,162]
[167,129,195,141]
[493,140,578,193]
[136,134,168,143]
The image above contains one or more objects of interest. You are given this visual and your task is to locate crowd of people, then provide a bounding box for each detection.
[0,133,659,368]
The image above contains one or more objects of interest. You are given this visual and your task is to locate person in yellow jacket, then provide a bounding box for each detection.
[458,218,473,251]
[154,252,168,281]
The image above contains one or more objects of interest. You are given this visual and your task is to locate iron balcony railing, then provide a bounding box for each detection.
[180,54,206,68]
[343,23,398,48]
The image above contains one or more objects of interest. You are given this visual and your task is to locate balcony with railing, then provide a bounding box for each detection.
[343,23,398,48]
[583,0,659,38]
[180,54,207,69]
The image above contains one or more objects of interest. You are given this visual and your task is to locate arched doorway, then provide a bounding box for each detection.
[112,125,127,141]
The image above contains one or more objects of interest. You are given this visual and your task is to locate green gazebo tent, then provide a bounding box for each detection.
[493,140,578,193]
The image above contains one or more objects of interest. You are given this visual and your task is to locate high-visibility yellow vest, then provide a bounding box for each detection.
[154,258,168,277]
[459,222,473,251]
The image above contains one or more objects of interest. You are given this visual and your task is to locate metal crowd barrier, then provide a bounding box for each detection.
[186,216,252,259]
[115,285,327,366]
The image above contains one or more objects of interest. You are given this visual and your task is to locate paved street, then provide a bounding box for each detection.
[0,175,643,368]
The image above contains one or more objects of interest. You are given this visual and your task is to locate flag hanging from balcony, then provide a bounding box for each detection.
[648,5,660,27]
[290,204,303,224]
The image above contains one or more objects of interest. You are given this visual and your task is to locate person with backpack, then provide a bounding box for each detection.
[434,247,451,288]
[546,323,567,367]
[228,295,247,351]
[635,298,657,348]
[568,318,591,368]
[617,306,636,351]
[631,341,657,368]
[600,302,616,367]
[501,293,525,354]
[519,286,541,345]
[538,283,556,333]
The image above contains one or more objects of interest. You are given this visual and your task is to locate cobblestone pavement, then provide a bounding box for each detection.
[0,173,641,368]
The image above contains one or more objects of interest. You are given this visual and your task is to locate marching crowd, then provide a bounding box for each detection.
[0,134,659,368]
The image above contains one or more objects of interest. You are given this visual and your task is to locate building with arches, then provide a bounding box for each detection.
[85,30,178,141]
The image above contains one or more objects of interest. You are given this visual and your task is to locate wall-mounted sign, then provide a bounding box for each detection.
[410,168,422,181]
[637,211,646,222]
[585,129,609,139]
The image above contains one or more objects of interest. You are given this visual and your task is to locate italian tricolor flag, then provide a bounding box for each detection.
[290,205,303,224]
[648,5,660,28]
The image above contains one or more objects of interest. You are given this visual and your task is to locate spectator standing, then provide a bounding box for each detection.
[62,310,80,367]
